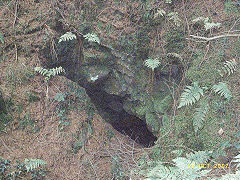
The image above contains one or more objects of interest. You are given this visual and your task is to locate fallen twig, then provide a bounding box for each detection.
[188,34,240,41]
[0,137,14,153]
[13,0,18,29]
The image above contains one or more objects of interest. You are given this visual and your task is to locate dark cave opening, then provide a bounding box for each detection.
[81,81,157,147]
[39,35,157,147]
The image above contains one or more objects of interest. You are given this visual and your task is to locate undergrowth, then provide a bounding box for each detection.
[0,157,47,180]
[0,0,239,179]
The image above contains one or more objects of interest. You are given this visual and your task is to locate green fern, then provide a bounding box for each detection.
[192,17,208,23]
[165,0,172,3]
[144,58,161,93]
[83,33,100,44]
[24,158,47,172]
[204,22,221,31]
[146,151,211,180]
[34,66,65,81]
[167,12,181,27]
[0,32,4,44]
[172,149,183,156]
[212,82,232,100]
[146,162,179,180]
[154,9,166,18]
[193,100,209,133]
[144,58,160,71]
[192,17,221,31]
[58,32,77,43]
[178,82,204,109]
[219,59,237,77]
[186,151,211,164]
[232,153,240,168]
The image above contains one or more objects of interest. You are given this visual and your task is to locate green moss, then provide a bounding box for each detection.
[0,113,12,132]
[165,29,187,54]
[198,97,235,150]
[153,95,173,114]
[145,111,160,134]
[233,39,240,58]
[185,52,221,87]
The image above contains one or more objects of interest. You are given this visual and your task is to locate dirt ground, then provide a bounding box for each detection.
[0,0,240,179]
[0,1,149,179]
[0,75,148,179]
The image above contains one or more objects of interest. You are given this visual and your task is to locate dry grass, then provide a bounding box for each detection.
[0,75,147,179]
[0,1,148,179]
[0,0,239,179]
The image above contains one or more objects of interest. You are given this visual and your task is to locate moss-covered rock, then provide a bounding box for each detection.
[103,70,130,96]
[145,111,160,134]
[153,95,173,114]
[79,65,110,83]
[185,51,221,87]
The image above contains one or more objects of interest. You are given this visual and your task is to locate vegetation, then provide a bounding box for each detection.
[144,58,161,93]
[0,157,47,179]
[0,0,239,179]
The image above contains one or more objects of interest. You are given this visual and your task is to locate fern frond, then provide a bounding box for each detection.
[167,12,181,27]
[193,101,209,133]
[58,32,76,43]
[212,82,232,100]
[220,59,238,76]
[34,67,48,76]
[154,9,166,18]
[24,158,46,172]
[192,17,207,23]
[0,32,4,44]
[165,0,172,4]
[192,17,221,31]
[173,156,211,179]
[49,66,65,76]
[186,151,211,164]
[34,66,65,80]
[178,82,204,109]
[146,161,179,180]
[172,149,183,156]
[146,151,211,180]
[204,22,221,31]
[144,58,161,71]
[232,153,240,168]
[83,33,100,44]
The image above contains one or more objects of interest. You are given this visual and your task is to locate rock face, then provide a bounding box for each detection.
[38,31,181,137]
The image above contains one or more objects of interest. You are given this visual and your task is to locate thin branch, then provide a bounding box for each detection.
[15,43,18,61]
[198,42,210,69]
[188,34,240,41]
[0,138,14,153]
[182,0,190,36]
[13,0,18,29]
[228,18,240,33]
